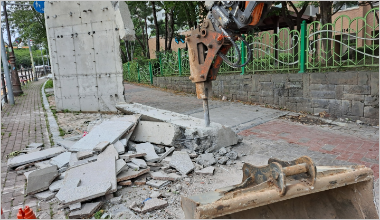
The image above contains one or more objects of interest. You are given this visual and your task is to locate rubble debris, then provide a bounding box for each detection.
[68,202,103,219]
[49,179,64,192]
[176,184,182,191]
[127,141,137,151]
[134,176,147,185]
[146,180,170,188]
[26,165,59,195]
[69,116,137,152]
[57,140,76,150]
[150,191,162,198]
[226,151,238,160]
[50,152,71,168]
[189,152,198,158]
[135,143,160,162]
[158,147,175,162]
[7,147,66,169]
[110,196,122,205]
[167,173,182,181]
[113,141,125,155]
[24,170,34,179]
[76,151,94,160]
[140,198,168,213]
[69,203,81,211]
[117,168,150,182]
[116,103,239,152]
[131,158,147,168]
[15,162,35,171]
[97,145,119,161]
[69,153,78,167]
[130,121,182,146]
[93,141,110,152]
[56,181,112,205]
[129,201,140,212]
[120,139,127,146]
[120,152,146,160]
[154,145,166,154]
[116,159,128,175]
[20,148,41,154]
[34,190,56,201]
[218,147,228,156]
[195,153,216,167]
[150,171,170,180]
[169,151,194,175]
[195,166,215,175]
[59,172,66,180]
[27,143,44,148]
[147,162,162,167]
[118,180,132,186]
[217,156,229,165]
[126,163,139,171]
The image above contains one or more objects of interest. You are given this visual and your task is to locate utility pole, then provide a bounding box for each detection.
[2,1,23,96]
[27,40,37,81]
[1,29,15,105]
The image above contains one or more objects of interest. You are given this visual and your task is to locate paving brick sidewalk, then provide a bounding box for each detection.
[239,119,379,179]
[1,79,52,219]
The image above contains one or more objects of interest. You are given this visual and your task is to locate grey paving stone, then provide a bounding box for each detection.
[126,163,139,171]
[26,165,59,195]
[97,145,119,162]
[69,202,81,211]
[76,151,94,160]
[57,140,76,150]
[27,143,44,148]
[49,179,63,192]
[140,198,168,213]
[7,147,66,169]
[130,158,147,168]
[321,144,336,151]
[50,152,71,168]
[34,190,56,201]
[113,141,125,155]
[116,159,128,175]
[68,202,103,219]
[135,143,160,162]
[56,181,111,205]
[93,141,110,152]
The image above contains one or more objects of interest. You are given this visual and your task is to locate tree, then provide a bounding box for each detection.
[151,1,160,54]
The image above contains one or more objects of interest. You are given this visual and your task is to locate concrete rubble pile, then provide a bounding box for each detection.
[7,104,242,218]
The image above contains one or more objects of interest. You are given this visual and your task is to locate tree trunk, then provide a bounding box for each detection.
[144,17,150,58]
[184,3,193,28]
[120,47,127,63]
[151,1,160,53]
[164,12,168,51]
[125,41,131,61]
[167,9,175,51]
[320,1,333,64]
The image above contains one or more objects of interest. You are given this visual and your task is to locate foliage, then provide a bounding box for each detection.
[45,79,53,89]
[12,48,47,68]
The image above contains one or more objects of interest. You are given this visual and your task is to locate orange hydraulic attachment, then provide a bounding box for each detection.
[246,2,265,26]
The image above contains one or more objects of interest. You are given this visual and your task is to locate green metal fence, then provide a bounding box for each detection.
[124,8,379,84]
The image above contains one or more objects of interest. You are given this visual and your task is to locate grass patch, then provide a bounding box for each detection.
[59,127,66,136]
[93,210,104,219]
[45,79,53,89]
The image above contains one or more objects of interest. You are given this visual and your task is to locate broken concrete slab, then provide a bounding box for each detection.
[68,202,103,219]
[56,181,111,205]
[127,141,137,151]
[119,152,146,160]
[20,148,41,154]
[26,165,59,195]
[27,143,44,148]
[116,103,239,152]
[118,180,132,186]
[140,198,168,213]
[15,162,35,171]
[158,147,175,162]
[167,173,182,181]
[130,158,147,168]
[34,190,56,201]
[49,179,63,192]
[116,159,128,175]
[93,141,110,152]
[150,171,170,180]
[69,153,78,167]
[169,151,194,175]
[76,151,94,160]
[97,145,119,161]
[150,191,162,198]
[134,176,146,185]
[119,139,127,146]
[50,152,71,168]
[135,143,159,162]
[113,141,125,155]
[195,166,215,175]
[69,116,137,152]
[7,147,66,169]
[57,140,76,150]
[147,162,162,167]
[69,203,81,211]
[146,180,171,188]
[117,168,150,182]
[34,161,53,169]
[195,153,216,167]
[130,121,181,146]
[126,163,139,171]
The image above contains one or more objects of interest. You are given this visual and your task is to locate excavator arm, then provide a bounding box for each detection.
[186,1,272,126]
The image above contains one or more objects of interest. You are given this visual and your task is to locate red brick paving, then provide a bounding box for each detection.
[239,120,379,179]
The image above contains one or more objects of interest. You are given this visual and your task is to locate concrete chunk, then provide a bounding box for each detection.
[167,173,182,181]
[57,140,76,150]
[49,179,64,192]
[195,153,216,167]
[150,191,162,198]
[76,151,94,160]
[130,158,147,168]
[119,139,127,146]
[69,203,81,211]
[146,180,170,188]
[7,147,66,169]
[195,166,215,175]
[117,168,150,182]
[126,163,139,171]
[169,151,194,175]
[134,176,146,185]
[158,147,175,162]
[119,152,146,160]
[68,202,103,219]
[34,190,56,201]
[140,198,168,213]
[113,141,125,154]
[97,145,119,161]
[69,153,78,167]
[135,143,159,162]
[118,180,132,186]
[93,141,110,152]
[150,171,169,180]
[69,116,137,152]
[27,143,44,148]
[130,121,181,146]
[56,181,111,205]
[50,152,71,168]
[26,165,59,195]
[116,159,128,175]
[34,161,53,169]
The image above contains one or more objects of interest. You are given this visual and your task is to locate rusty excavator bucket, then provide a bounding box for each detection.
[181,156,378,219]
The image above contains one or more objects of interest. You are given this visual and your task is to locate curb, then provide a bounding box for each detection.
[41,80,63,144]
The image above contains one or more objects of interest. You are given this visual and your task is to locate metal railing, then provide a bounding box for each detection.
[124,8,379,84]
